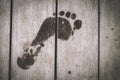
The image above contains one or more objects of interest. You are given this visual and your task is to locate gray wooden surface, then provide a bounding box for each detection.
[0,0,10,80]
[100,0,120,80]
[1,0,120,80]
[57,0,98,80]
[11,0,55,80]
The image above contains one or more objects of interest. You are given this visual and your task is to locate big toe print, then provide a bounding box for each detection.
[17,11,82,70]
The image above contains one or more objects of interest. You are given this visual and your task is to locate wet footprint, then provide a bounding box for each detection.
[17,11,82,70]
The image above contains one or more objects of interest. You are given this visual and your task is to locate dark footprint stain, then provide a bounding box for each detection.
[17,53,34,69]
[74,20,82,30]
[59,11,65,16]
[58,17,72,40]
[68,71,72,75]
[71,13,76,20]
[17,11,82,69]
[31,17,55,46]
[31,11,82,45]
[30,49,33,55]
[66,12,71,18]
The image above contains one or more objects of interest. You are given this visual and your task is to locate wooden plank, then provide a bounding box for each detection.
[0,0,10,80]
[11,0,55,80]
[57,0,98,80]
[100,0,120,80]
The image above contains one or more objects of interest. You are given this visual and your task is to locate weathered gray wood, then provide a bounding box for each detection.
[100,0,120,80]
[12,0,55,80]
[0,0,10,80]
[57,0,98,80]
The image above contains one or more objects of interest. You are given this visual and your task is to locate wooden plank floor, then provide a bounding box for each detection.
[57,0,98,80]
[0,0,10,80]
[0,0,120,80]
[100,0,120,80]
[11,0,55,80]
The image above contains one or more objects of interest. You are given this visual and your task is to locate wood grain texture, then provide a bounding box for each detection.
[100,0,120,80]
[57,0,98,80]
[0,0,10,80]
[11,0,55,80]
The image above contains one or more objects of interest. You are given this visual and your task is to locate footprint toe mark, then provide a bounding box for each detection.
[74,20,82,30]
[71,13,76,20]
[66,12,71,18]
[59,11,65,16]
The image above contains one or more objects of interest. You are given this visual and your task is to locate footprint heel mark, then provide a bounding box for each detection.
[17,10,82,70]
